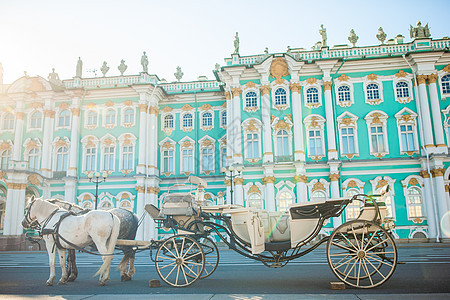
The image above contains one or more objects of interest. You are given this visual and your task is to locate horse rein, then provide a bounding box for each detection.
[24,200,60,233]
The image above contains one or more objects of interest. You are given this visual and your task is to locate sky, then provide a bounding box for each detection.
[0,0,449,84]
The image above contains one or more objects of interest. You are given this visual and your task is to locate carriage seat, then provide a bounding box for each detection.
[160,193,198,216]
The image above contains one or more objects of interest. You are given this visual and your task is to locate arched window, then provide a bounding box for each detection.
[442,75,450,94]
[366,83,380,100]
[30,111,42,129]
[278,191,293,211]
[396,81,409,98]
[87,111,97,126]
[221,111,227,127]
[1,150,11,169]
[28,148,39,171]
[82,201,93,209]
[277,130,289,156]
[306,87,319,103]
[245,91,257,108]
[105,109,116,126]
[123,108,134,124]
[56,146,68,171]
[407,187,423,218]
[164,115,174,129]
[100,201,112,210]
[58,110,70,127]
[202,112,213,127]
[119,200,132,211]
[311,190,327,201]
[182,113,193,128]
[3,113,14,130]
[248,193,262,209]
[345,188,362,220]
[338,86,351,102]
[274,88,287,105]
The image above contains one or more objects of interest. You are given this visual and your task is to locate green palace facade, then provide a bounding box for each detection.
[1,22,450,242]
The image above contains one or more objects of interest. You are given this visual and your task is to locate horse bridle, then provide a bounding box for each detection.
[24,200,40,229]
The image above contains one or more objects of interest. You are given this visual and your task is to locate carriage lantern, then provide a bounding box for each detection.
[88,172,108,209]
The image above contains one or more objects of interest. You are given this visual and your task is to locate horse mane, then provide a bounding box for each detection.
[47,199,85,213]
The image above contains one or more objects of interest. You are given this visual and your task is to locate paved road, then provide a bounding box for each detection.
[0,243,449,296]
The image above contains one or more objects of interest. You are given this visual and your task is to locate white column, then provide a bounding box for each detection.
[144,187,159,241]
[232,87,242,164]
[290,83,305,161]
[264,178,276,212]
[135,185,145,240]
[147,106,158,176]
[260,85,273,163]
[295,176,308,203]
[323,81,338,160]
[63,178,77,204]
[3,175,27,235]
[234,178,244,206]
[12,105,24,161]
[137,103,147,174]
[329,173,342,227]
[68,99,81,178]
[226,92,233,166]
[417,75,435,150]
[432,168,449,238]
[40,109,54,178]
[427,74,446,152]
[421,173,437,239]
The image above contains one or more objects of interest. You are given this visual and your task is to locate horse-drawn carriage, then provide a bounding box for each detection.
[23,176,398,289]
[128,176,398,288]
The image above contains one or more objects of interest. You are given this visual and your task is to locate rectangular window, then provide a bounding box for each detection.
[163,150,174,173]
[202,148,213,171]
[370,126,385,153]
[309,130,323,156]
[247,133,259,159]
[56,153,68,171]
[400,125,415,151]
[103,147,115,171]
[221,147,227,168]
[85,147,96,171]
[341,127,355,154]
[122,146,133,170]
[182,149,193,172]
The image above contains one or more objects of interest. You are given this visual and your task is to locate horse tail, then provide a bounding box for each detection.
[94,215,120,278]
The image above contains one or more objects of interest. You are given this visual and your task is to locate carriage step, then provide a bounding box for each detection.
[269,262,283,268]
[116,239,151,247]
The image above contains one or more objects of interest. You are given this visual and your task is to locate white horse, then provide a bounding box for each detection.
[22,197,120,286]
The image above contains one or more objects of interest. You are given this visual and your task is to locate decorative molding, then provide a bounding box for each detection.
[44,110,55,118]
[27,174,40,186]
[323,81,332,91]
[375,179,388,189]
[409,177,419,186]
[262,176,276,184]
[15,112,25,120]
[135,186,145,193]
[57,102,70,110]
[289,83,302,93]
[367,73,378,81]
[395,70,408,78]
[427,74,438,84]
[337,74,349,82]
[225,92,232,100]
[249,184,261,194]
[70,108,80,116]
[442,64,450,73]
[431,168,445,177]
[294,175,308,183]
[270,57,289,80]
[200,103,212,111]
[105,100,115,107]
[420,170,431,178]
[234,178,245,185]
[306,78,317,85]
[149,106,159,115]
[312,181,325,192]
[329,173,340,182]
[124,100,133,106]
[231,87,242,97]
[161,106,173,113]
[148,187,160,194]
[7,182,28,190]
[181,104,193,111]
[260,85,271,95]
[138,104,148,112]
[0,141,12,150]
[416,74,428,85]
[245,81,256,88]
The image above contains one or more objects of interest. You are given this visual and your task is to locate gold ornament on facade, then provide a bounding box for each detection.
[409,178,419,186]
[395,70,408,78]
[312,181,325,192]
[135,186,145,193]
[87,103,96,109]
[260,85,271,95]
[30,102,43,109]
[341,118,354,126]
[294,175,308,183]
[416,75,427,85]
[225,92,232,100]
[366,98,383,105]
[262,176,276,184]
[337,74,350,82]
[344,153,355,159]
[231,88,242,97]
[15,112,25,120]
[270,115,275,124]
[105,100,115,107]
[220,138,227,146]
[26,140,38,150]
[286,114,293,122]
[204,193,212,200]
[275,119,289,131]
[224,179,231,186]
[162,141,174,149]
[202,139,213,147]
[245,81,256,88]
[103,138,114,146]
[289,83,302,93]
[373,152,386,158]
[306,78,317,85]
[204,171,211,175]
[347,180,357,188]
[376,179,388,189]
[246,158,260,164]
[329,173,340,182]
[138,104,147,112]
[420,170,431,178]
[0,170,6,181]
[149,106,159,115]
[28,174,40,186]
[400,114,413,122]
[182,140,192,148]
[181,104,193,111]
[161,106,173,113]
[412,218,424,224]
[57,102,70,110]
[249,184,261,194]
[275,78,285,85]
[70,108,80,116]
[431,168,445,177]
[148,187,160,194]
[442,64,450,73]
[120,169,132,175]
[55,139,68,148]
[200,103,213,111]
[445,185,450,193]
[270,57,289,80]
[323,81,333,91]
[124,100,133,106]
[234,178,245,185]
[367,73,378,81]
[221,102,227,108]
[7,182,28,190]
[311,155,324,161]
[427,74,438,84]
[309,116,319,128]
[44,110,55,118]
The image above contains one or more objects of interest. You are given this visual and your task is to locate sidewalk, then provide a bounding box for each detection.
[1,294,450,300]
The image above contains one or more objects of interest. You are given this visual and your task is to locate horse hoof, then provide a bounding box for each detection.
[121,274,131,282]
[58,280,66,285]
[45,281,53,286]
[98,281,106,287]
[67,275,77,282]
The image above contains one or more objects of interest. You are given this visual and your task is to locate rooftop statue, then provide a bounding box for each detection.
[215,63,220,71]
[118,59,127,76]
[233,32,239,54]
[286,46,292,56]
[410,21,431,39]
[101,61,109,77]
[319,24,327,47]
[48,68,63,86]
[264,47,269,56]
[348,29,359,47]
[174,66,184,82]
[141,51,149,73]
[376,27,387,44]
[76,57,83,78]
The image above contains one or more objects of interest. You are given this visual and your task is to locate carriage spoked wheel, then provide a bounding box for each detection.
[155,235,205,287]
[186,236,219,279]
[327,220,397,288]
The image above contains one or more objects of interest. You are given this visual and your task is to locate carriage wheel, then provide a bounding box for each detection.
[327,220,397,288]
[155,235,205,287]
[186,237,219,279]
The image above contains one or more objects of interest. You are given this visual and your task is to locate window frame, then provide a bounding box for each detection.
[304,115,326,160]
[1,113,15,132]
[121,107,136,128]
[28,110,43,131]
[85,109,98,129]
[181,112,194,132]
[365,111,389,157]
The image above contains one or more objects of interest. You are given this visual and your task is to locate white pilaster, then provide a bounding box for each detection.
[147,106,158,176]
[68,96,81,178]
[137,101,147,175]
[234,179,244,206]
[417,75,435,151]
[135,182,146,241]
[261,85,273,163]
[290,83,305,161]
[226,92,234,166]
[421,173,438,239]
[427,75,447,153]
[12,102,24,161]
[63,177,77,204]
[3,171,27,235]
[232,87,242,164]
[323,81,338,160]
